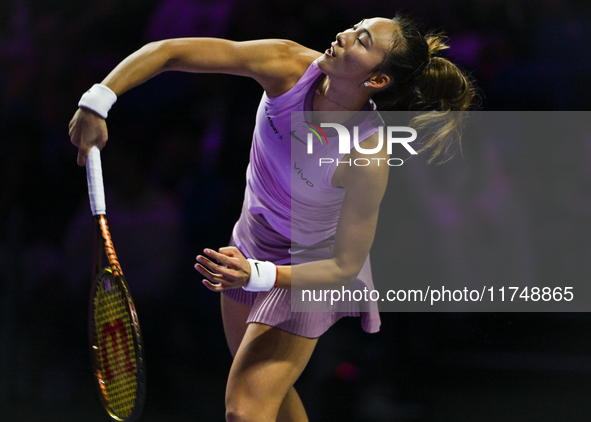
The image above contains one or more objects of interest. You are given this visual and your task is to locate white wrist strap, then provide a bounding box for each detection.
[243,259,277,292]
[78,84,117,119]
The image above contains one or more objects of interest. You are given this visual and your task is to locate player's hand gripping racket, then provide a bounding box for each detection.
[86,146,146,421]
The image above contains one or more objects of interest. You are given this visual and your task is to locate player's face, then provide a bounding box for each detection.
[318,17,396,84]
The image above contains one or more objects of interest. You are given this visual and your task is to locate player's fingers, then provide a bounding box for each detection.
[202,279,224,292]
[75,136,92,166]
[195,261,221,279]
[77,149,88,166]
[203,248,238,268]
[203,248,229,264]
[195,262,235,285]
[218,246,242,258]
[196,255,224,274]
[77,141,95,166]
[96,133,108,150]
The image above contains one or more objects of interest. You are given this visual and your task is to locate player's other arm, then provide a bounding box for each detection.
[276,133,390,289]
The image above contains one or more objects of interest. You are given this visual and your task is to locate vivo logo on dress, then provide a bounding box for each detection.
[293,162,313,187]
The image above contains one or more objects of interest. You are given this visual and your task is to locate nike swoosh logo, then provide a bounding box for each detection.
[254,262,260,276]
[288,248,306,255]
[291,130,306,145]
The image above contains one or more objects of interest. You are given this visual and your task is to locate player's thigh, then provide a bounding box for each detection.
[226,322,318,415]
[221,293,253,358]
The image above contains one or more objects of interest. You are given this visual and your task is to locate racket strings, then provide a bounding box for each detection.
[94,272,137,419]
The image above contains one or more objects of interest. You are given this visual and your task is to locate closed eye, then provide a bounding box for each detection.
[350,23,371,47]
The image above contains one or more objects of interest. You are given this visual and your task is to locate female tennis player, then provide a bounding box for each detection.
[70,15,476,421]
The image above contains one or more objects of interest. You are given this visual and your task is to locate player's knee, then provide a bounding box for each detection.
[225,406,268,422]
[225,408,246,422]
[226,392,277,422]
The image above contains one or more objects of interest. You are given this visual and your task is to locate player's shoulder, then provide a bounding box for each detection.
[259,39,320,63]
[279,40,323,84]
[246,39,322,97]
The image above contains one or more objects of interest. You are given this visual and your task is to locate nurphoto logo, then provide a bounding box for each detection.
[305,123,418,166]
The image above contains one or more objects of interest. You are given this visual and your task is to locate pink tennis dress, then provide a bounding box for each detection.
[223,59,383,338]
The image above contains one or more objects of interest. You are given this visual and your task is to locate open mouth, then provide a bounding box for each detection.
[325,45,336,58]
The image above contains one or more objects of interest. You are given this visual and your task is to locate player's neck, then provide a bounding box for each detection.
[314,77,367,112]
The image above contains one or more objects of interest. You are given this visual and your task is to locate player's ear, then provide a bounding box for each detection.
[365,73,390,89]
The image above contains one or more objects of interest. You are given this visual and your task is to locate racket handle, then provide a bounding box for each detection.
[86,145,106,216]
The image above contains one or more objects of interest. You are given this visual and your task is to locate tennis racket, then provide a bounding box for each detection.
[86,145,146,421]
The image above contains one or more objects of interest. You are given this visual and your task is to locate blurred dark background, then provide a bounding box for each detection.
[1,0,591,420]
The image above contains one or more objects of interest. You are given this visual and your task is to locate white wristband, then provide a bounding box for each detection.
[78,84,117,119]
[243,259,277,292]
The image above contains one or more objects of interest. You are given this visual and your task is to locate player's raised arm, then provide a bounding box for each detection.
[102,38,317,96]
[69,38,319,165]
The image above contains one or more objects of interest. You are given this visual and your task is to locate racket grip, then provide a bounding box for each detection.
[86,146,106,216]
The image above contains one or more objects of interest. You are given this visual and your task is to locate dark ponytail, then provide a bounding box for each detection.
[371,14,479,164]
